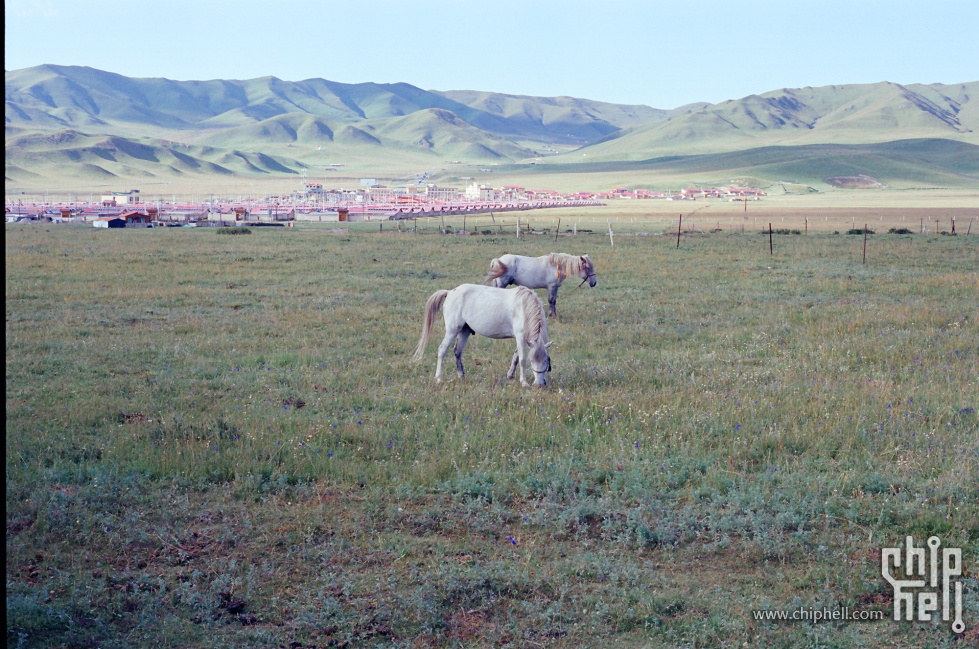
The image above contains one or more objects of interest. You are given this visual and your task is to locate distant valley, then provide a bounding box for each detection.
[5,65,978,190]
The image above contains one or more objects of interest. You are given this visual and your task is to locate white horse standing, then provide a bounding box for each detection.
[411,284,552,387]
[485,253,597,316]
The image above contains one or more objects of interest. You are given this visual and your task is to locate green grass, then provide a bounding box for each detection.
[6,221,978,648]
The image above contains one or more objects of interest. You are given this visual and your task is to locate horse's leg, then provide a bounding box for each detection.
[505,348,520,380]
[513,338,529,387]
[435,329,458,383]
[547,284,559,317]
[453,326,472,378]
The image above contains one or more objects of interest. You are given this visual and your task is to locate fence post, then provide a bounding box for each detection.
[863,224,868,264]
[769,223,773,255]
[440,213,446,235]
[676,214,682,249]
[517,215,520,238]
[608,220,614,247]
[555,218,561,242]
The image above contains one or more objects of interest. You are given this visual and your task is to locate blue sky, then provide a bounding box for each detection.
[5,0,978,109]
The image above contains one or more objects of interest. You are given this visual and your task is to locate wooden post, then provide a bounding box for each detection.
[573,223,577,236]
[951,217,955,234]
[968,218,974,236]
[440,213,445,234]
[805,217,808,234]
[463,215,466,233]
[769,223,773,255]
[608,220,614,247]
[920,217,924,234]
[379,222,383,233]
[414,218,417,233]
[516,215,520,238]
[555,218,561,242]
[676,214,682,249]
[863,224,868,264]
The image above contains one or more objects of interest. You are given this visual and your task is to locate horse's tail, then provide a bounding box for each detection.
[411,290,449,361]
[484,258,508,285]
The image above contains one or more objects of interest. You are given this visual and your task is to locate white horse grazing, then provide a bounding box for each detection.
[484,253,597,317]
[411,284,552,387]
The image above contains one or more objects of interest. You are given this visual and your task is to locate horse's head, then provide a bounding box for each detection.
[580,255,597,287]
[529,340,552,387]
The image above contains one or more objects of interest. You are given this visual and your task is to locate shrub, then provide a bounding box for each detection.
[847,228,874,235]
[217,226,252,235]
[888,228,913,234]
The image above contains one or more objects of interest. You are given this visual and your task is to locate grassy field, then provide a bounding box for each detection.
[6,213,978,648]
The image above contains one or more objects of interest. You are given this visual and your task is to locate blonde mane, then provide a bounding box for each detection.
[545,252,589,278]
[514,287,546,346]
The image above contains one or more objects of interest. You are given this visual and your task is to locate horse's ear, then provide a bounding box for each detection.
[545,341,553,349]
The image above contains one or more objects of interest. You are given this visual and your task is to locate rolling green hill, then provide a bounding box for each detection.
[5,65,978,190]
[501,139,979,190]
[564,82,979,161]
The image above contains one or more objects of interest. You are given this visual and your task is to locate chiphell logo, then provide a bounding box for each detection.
[881,535,965,633]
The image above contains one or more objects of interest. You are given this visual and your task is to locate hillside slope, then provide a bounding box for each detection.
[562,82,979,161]
[5,66,978,188]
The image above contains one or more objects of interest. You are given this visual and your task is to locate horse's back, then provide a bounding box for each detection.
[445,284,520,339]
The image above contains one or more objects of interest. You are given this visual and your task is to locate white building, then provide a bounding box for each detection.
[100,190,141,206]
[425,185,460,202]
[465,183,497,201]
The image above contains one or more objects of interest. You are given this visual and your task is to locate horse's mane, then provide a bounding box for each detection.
[514,287,547,346]
[545,252,589,277]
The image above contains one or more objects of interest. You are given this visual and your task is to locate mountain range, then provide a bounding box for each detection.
[5,65,978,189]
